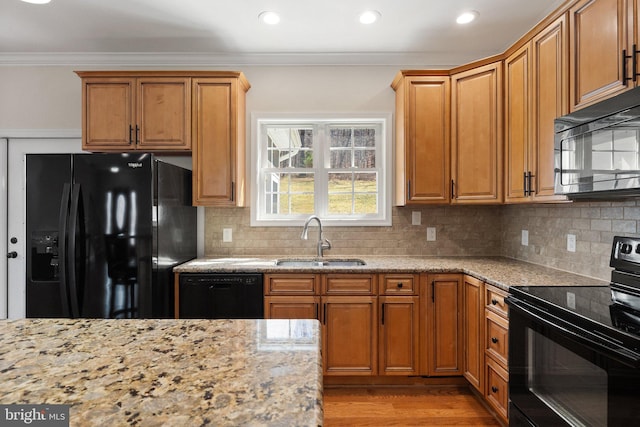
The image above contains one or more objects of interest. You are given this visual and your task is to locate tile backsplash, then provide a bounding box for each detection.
[204,199,640,281]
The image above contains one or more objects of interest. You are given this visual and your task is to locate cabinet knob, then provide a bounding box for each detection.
[491,298,498,305]
[491,337,499,344]
[397,282,403,288]
[491,386,499,393]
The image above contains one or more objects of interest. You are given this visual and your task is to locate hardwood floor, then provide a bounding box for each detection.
[323,386,500,426]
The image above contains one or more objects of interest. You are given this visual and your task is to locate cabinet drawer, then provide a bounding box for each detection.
[380,274,417,295]
[485,285,508,317]
[485,309,509,368]
[265,274,318,295]
[323,274,376,295]
[485,355,509,422]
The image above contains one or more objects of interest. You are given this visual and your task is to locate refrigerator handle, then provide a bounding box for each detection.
[67,184,84,318]
[58,183,71,317]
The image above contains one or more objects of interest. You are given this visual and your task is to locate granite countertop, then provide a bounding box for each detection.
[0,318,322,427]
[174,256,608,291]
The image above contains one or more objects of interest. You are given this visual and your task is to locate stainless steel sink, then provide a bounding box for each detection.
[275,258,366,267]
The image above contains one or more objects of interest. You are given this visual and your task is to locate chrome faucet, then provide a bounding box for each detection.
[301,215,331,257]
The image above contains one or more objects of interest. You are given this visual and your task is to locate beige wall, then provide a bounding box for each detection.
[2,65,633,282]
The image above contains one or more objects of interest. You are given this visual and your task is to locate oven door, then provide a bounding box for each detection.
[507,296,640,427]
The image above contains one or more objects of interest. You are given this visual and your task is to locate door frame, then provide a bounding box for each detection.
[1,138,7,318]
[3,130,82,319]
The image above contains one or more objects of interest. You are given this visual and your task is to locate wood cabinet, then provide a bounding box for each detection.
[569,0,635,110]
[451,61,503,204]
[192,75,250,206]
[264,274,320,319]
[421,273,463,376]
[505,14,568,203]
[462,275,484,392]
[77,73,191,152]
[391,73,451,205]
[484,284,510,424]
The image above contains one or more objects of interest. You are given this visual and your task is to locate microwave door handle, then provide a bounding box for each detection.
[508,297,640,367]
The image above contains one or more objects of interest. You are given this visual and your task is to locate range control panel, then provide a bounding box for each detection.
[611,236,640,272]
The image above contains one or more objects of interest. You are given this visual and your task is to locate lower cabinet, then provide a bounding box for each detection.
[422,273,463,376]
[463,275,484,392]
[264,296,319,319]
[484,283,510,423]
[379,295,420,375]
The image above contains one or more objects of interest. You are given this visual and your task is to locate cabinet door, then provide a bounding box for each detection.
[379,296,420,375]
[423,274,463,376]
[532,14,569,201]
[264,296,320,319]
[451,62,503,204]
[405,76,451,204]
[192,77,247,206]
[569,0,632,110]
[463,275,484,392]
[136,78,191,151]
[505,44,532,203]
[322,296,378,376]
[82,78,135,150]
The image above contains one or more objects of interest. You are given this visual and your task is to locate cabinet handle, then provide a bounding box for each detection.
[407,180,411,201]
[491,337,499,344]
[315,303,319,320]
[381,303,385,325]
[135,125,140,144]
[231,182,235,202]
[491,386,499,393]
[527,171,535,196]
[129,125,133,144]
[397,282,403,288]
[491,298,498,305]
[623,49,633,84]
[634,44,639,82]
[523,172,528,197]
[323,303,327,325]
[431,281,435,302]
[451,179,455,199]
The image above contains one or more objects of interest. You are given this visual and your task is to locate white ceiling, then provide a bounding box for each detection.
[0,0,566,67]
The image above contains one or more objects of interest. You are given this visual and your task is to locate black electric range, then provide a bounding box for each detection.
[506,236,640,426]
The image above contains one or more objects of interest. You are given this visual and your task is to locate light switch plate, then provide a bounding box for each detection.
[426,227,436,241]
[521,230,529,246]
[412,211,421,226]
[223,228,233,243]
[567,234,576,252]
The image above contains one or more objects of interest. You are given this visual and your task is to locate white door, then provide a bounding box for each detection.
[6,136,82,319]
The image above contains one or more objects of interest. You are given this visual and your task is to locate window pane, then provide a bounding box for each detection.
[328,172,353,193]
[328,195,353,214]
[354,194,377,214]
[290,194,315,214]
[267,127,314,168]
[330,128,352,147]
[330,149,352,169]
[264,173,314,214]
[354,128,376,147]
[354,149,376,168]
[354,173,377,193]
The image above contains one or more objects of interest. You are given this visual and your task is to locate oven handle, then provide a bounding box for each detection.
[507,296,640,368]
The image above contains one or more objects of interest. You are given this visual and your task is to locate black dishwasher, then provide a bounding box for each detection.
[178,273,264,319]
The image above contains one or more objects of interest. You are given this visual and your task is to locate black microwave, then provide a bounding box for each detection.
[555,86,640,197]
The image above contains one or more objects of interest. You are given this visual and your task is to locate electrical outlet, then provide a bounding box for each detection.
[412,211,421,226]
[426,227,436,241]
[223,228,233,243]
[567,234,576,252]
[566,292,576,310]
[521,230,529,246]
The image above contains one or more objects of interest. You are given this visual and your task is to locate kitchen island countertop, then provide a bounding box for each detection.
[0,318,322,426]
[174,256,607,291]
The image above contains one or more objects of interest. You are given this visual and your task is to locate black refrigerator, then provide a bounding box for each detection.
[25,153,197,319]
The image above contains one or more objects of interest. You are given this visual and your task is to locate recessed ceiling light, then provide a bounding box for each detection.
[359,10,381,25]
[456,10,479,24]
[20,0,51,4]
[258,11,280,25]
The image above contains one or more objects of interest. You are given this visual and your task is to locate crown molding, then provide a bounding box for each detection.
[0,51,489,68]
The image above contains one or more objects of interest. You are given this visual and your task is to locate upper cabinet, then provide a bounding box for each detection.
[391,72,451,205]
[451,61,503,204]
[569,0,635,110]
[192,76,250,206]
[77,72,191,152]
[505,14,568,203]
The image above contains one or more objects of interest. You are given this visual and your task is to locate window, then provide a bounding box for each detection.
[251,114,391,226]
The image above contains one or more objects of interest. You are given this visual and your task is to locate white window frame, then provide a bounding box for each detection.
[251,113,392,227]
